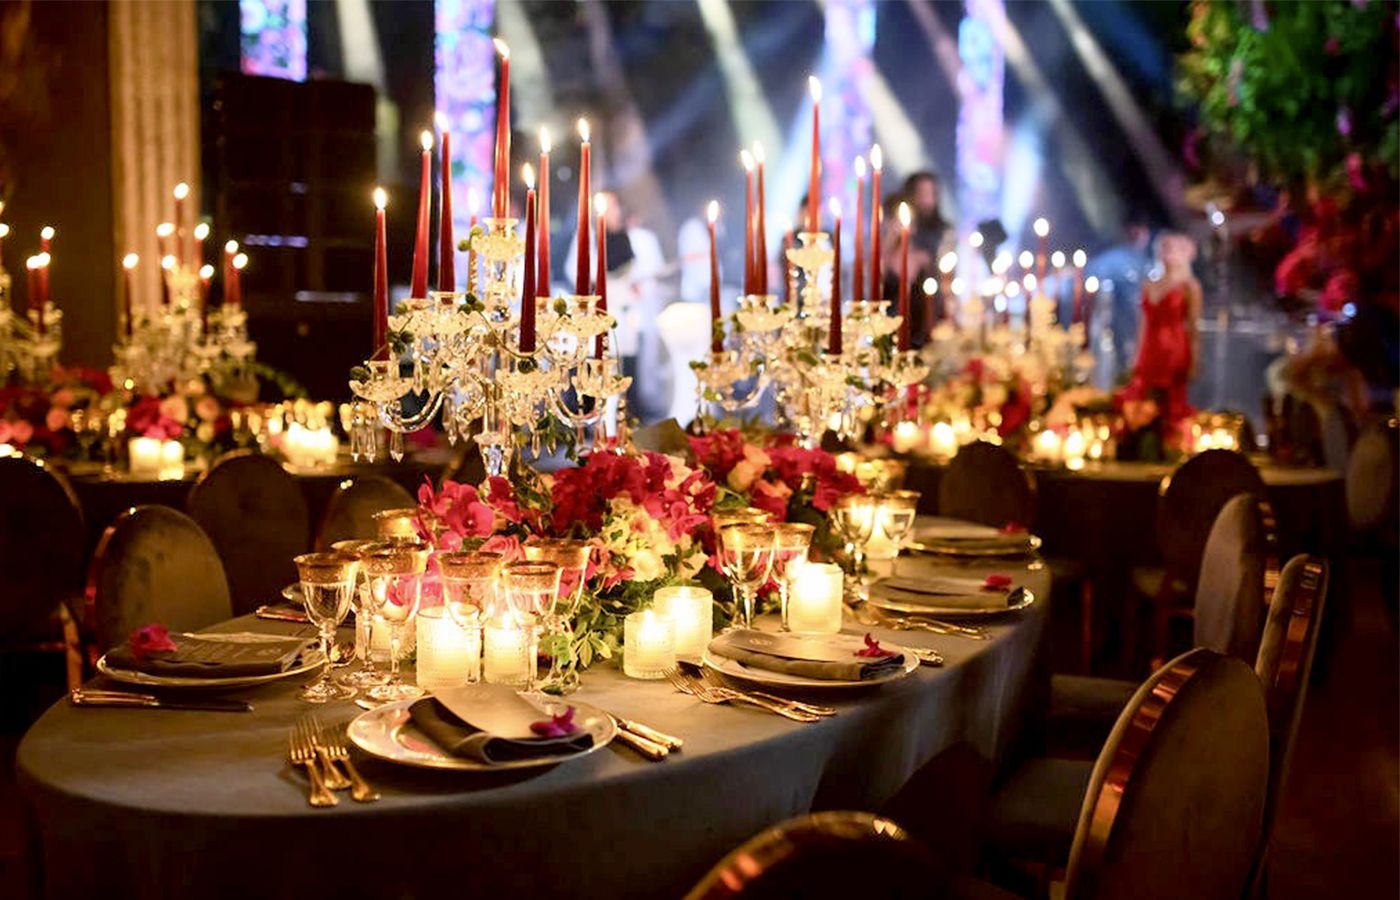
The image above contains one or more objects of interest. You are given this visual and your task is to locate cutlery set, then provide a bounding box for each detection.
[288,715,379,807]
[846,599,990,640]
[665,664,839,723]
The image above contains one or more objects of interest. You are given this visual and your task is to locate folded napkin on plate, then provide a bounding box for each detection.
[918,532,1035,553]
[872,576,1020,610]
[915,522,1003,541]
[105,632,315,678]
[408,684,594,764]
[708,630,904,681]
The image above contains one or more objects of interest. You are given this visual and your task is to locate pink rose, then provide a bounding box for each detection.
[50,388,76,408]
[45,407,70,432]
[158,395,189,424]
[10,420,34,445]
[194,395,221,422]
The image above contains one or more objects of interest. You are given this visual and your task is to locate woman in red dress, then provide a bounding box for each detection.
[1130,232,1201,421]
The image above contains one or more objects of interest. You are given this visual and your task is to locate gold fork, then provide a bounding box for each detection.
[316,718,380,803]
[679,662,838,717]
[303,715,350,791]
[665,667,819,722]
[289,720,337,808]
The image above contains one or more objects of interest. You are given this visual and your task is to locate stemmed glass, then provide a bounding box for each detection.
[361,541,431,702]
[719,523,776,630]
[523,539,592,694]
[832,495,877,599]
[293,551,360,703]
[771,523,815,631]
[438,551,503,626]
[877,490,920,577]
[330,538,389,688]
[500,561,562,693]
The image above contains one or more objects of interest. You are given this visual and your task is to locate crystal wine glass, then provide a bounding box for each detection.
[293,551,359,703]
[877,490,920,577]
[832,494,877,599]
[361,541,431,702]
[522,539,592,694]
[719,523,776,629]
[500,561,562,693]
[770,522,815,631]
[330,538,389,688]
[438,550,503,626]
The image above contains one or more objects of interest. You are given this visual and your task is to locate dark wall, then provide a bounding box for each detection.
[6,1,116,368]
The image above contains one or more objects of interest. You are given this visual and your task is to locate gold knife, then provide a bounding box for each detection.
[613,714,683,751]
[71,689,252,712]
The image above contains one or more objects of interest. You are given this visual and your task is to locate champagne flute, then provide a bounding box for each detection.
[719,523,776,630]
[832,494,876,599]
[330,538,389,688]
[361,541,431,702]
[878,490,920,577]
[293,551,359,703]
[771,522,815,631]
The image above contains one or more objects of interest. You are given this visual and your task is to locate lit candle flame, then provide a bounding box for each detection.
[752,141,765,164]
[808,75,822,103]
[156,222,174,238]
[1051,250,1066,269]
[539,126,551,154]
[420,130,434,152]
[1032,217,1049,237]
[1018,250,1034,269]
[939,251,958,274]
[40,225,55,241]
[434,110,448,132]
[854,156,866,178]
[578,118,590,143]
[897,202,911,229]
[122,253,139,270]
[161,254,176,271]
[828,197,841,219]
[193,222,210,241]
[224,239,239,254]
[173,183,189,201]
[493,37,510,60]
[232,253,248,271]
[199,264,214,280]
[968,231,984,249]
[869,144,883,171]
[594,192,608,217]
[522,162,535,190]
[740,149,754,172]
[25,255,39,271]
[1084,275,1100,292]
[373,187,387,210]
[921,277,937,295]
[1023,273,1038,292]
[0,224,9,239]
[1073,249,1087,268]
[706,200,719,224]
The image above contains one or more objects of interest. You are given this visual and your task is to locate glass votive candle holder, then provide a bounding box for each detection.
[623,609,675,680]
[787,562,844,634]
[482,615,537,688]
[415,606,481,691]
[653,586,713,662]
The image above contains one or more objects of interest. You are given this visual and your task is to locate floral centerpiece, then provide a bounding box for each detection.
[922,356,1040,447]
[0,365,113,457]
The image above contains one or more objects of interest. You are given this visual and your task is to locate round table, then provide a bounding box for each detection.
[18,554,1050,900]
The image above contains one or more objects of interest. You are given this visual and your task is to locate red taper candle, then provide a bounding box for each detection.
[411,130,432,298]
[520,163,537,354]
[575,119,592,297]
[707,200,722,353]
[373,187,388,356]
[492,40,511,219]
[869,144,883,302]
[172,184,188,265]
[223,240,238,305]
[437,114,455,291]
[122,253,138,338]
[754,142,768,295]
[806,77,821,234]
[38,226,52,313]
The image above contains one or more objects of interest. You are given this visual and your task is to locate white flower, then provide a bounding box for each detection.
[631,547,665,582]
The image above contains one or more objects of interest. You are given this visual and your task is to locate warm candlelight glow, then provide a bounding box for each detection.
[232,253,248,270]
[594,192,608,216]
[224,239,239,254]
[740,148,754,171]
[577,117,590,143]
[1005,280,1021,298]
[922,277,937,295]
[897,202,911,229]
[193,222,210,241]
[1018,250,1034,269]
[434,109,448,131]
[538,126,551,154]
[854,155,866,177]
[493,36,510,60]
[0,223,8,239]
[1033,217,1049,237]
[161,254,176,271]
[156,223,174,239]
[373,187,387,210]
[173,183,189,201]
[969,230,984,249]
[1073,248,1088,267]
[808,75,822,103]
[706,199,719,223]
[1023,273,1038,292]
[122,253,139,269]
[951,276,966,295]
[1051,250,1066,269]
[752,140,765,163]
[522,162,536,190]
[420,130,434,152]
[829,197,841,219]
[1084,275,1100,292]
[25,255,39,271]
[992,252,1012,274]
[40,225,55,241]
[939,251,958,274]
[869,143,883,171]
[198,264,214,279]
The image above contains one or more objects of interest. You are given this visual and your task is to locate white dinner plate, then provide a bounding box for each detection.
[347,696,616,771]
[702,634,920,691]
[96,632,324,691]
[868,586,1036,618]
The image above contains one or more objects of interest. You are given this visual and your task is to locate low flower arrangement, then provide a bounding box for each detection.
[0,365,112,457]
[923,356,1040,447]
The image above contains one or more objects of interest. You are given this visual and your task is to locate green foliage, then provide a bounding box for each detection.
[1179,0,1400,185]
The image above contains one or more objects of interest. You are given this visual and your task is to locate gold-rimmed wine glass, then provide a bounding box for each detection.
[523,539,591,695]
[371,507,420,540]
[330,538,388,688]
[293,551,360,703]
[877,490,920,577]
[500,560,563,693]
[360,540,431,702]
[438,550,503,626]
[771,522,815,631]
[832,494,877,598]
[719,523,776,629]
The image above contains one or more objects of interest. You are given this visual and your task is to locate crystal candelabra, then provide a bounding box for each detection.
[109,262,256,394]
[347,218,631,473]
[0,263,63,383]
[694,230,928,448]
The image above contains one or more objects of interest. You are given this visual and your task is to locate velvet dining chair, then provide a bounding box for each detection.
[937,441,1037,530]
[187,450,309,615]
[314,474,415,549]
[0,457,86,691]
[86,505,232,652]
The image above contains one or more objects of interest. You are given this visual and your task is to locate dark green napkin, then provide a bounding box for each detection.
[408,684,594,764]
[105,632,315,678]
[708,630,905,681]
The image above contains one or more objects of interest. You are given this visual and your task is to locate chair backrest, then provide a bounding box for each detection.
[87,505,232,650]
[315,475,415,549]
[1252,555,1328,878]
[1064,648,1269,900]
[938,440,1036,529]
[186,450,308,615]
[1156,449,1265,587]
[1345,422,1399,533]
[1192,493,1276,661]
[683,811,943,900]
[0,458,85,636]
[440,444,486,488]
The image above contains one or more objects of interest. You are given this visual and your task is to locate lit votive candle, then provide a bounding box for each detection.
[159,440,185,479]
[483,615,535,687]
[623,609,675,679]
[653,586,713,662]
[1034,429,1062,464]
[788,562,844,633]
[415,606,481,691]
[892,420,921,454]
[128,436,163,476]
[929,421,957,460]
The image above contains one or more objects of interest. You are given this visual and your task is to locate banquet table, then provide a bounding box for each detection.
[18,553,1050,900]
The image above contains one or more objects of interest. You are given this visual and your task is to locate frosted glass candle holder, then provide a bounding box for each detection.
[415,607,481,691]
[653,586,713,662]
[788,562,844,634]
[623,609,675,680]
[128,437,162,476]
[483,615,536,688]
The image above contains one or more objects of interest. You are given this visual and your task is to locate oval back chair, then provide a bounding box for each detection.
[315,474,415,549]
[87,505,232,651]
[1345,422,1398,534]
[938,441,1036,530]
[187,450,309,614]
[684,811,942,900]
[1063,648,1269,900]
[1191,493,1275,663]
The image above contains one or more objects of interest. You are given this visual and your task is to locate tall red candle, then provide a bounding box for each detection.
[121,253,138,338]
[707,200,722,353]
[897,203,911,350]
[0,222,8,271]
[38,226,52,313]
[198,264,212,324]
[755,143,768,295]
[520,164,537,354]
[780,225,793,305]
[829,199,842,355]
[193,223,208,270]
[1033,218,1049,282]
[223,241,238,305]
[806,77,821,234]
[741,149,755,296]
[157,223,173,263]
[411,131,433,298]
[373,188,389,356]
[172,184,188,265]
[575,119,591,297]
[1071,249,1086,324]
[160,256,172,307]
[537,127,551,301]
[853,156,865,304]
[593,193,607,359]
[869,145,883,302]
[437,115,455,291]
[492,40,511,219]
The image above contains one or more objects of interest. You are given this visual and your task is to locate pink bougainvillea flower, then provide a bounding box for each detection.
[530,706,577,738]
[983,574,1013,592]
[855,633,896,659]
[128,623,178,660]
[10,420,34,445]
[481,533,526,562]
